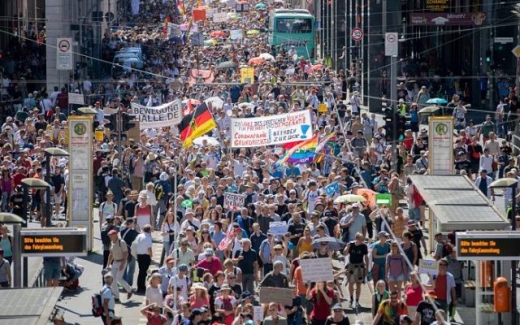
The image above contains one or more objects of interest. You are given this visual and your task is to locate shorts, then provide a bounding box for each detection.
[346,263,366,283]
[408,207,420,222]
[388,274,404,282]
[53,193,62,204]
[44,261,61,281]
[410,122,419,132]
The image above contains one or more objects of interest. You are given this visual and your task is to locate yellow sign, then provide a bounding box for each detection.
[95,130,104,142]
[318,103,328,113]
[425,0,449,12]
[240,67,255,84]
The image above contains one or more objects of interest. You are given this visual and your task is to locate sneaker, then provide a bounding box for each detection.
[355,300,361,308]
[127,290,133,299]
[349,299,353,307]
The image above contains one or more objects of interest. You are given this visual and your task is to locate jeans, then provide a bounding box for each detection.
[242,273,255,294]
[1,192,9,211]
[137,254,151,292]
[160,241,171,266]
[103,249,110,269]
[123,256,136,287]
[263,263,273,275]
[153,201,167,229]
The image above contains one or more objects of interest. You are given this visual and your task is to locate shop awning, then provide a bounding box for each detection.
[409,175,510,231]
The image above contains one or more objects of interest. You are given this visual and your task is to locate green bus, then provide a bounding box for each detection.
[268,9,316,61]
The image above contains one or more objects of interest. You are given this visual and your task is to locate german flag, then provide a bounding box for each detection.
[179,102,216,147]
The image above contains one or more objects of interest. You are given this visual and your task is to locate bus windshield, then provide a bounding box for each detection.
[275,18,313,33]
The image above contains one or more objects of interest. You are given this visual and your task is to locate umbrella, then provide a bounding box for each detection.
[419,106,441,114]
[205,96,224,109]
[248,57,265,66]
[210,31,227,37]
[310,64,325,72]
[255,3,267,9]
[260,53,275,61]
[181,199,193,208]
[247,29,260,36]
[312,237,346,251]
[334,194,366,204]
[0,212,25,224]
[426,98,448,105]
[204,39,218,46]
[216,61,238,69]
[193,135,220,146]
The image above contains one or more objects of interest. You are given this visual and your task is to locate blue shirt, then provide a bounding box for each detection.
[372,176,389,193]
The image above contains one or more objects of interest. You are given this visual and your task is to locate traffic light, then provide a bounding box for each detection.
[485,49,491,63]
[382,100,393,142]
[104,114,118,131]
[121,113,136,132]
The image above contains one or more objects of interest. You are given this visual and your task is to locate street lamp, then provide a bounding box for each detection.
[0,213,25,288]
[0,213,24,287]
[21,178,52,287]
[44,148,69,227]
[490,177,518,325]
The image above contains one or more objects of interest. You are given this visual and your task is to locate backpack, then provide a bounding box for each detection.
[154,182,164,201]
[441,241,453,258]
[101,226,115,247]
[91,287,110,317]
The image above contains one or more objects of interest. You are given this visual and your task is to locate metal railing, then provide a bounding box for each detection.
[29,262,45,287]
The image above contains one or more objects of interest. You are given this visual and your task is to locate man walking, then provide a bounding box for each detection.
[121,218,139,286]
[0,248,11,288]
[135,224,153,293]
[106,229,133,301]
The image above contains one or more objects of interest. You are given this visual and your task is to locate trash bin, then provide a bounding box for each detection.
[464,280,476,307]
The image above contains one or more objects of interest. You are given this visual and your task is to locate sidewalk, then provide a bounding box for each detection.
[53,211,164,324]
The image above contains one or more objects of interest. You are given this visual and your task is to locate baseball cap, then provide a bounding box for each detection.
[191,309,202,316]
[178,264,189,272]
[105,215,114,221]
[352,203,361,208]
[108,229,118,235]
[378,231,389,237]
[204,248,214,256]
[332,303,343,311]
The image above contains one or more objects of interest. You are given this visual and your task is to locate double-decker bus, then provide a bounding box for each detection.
[268,9,315,61]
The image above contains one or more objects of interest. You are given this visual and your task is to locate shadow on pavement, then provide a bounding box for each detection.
[122,300,142,308]
[78,251,104,266]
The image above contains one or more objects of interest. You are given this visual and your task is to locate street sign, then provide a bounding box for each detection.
[21,228,87,256]
[56,38,73,70]
[456,232,520,260]
[351,28,364,42]
[494,37,514,44]
[512,45,520,58]
[385,32,398,57]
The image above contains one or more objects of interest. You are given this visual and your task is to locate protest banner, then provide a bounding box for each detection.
[259,287,293,305]
[299,258,334,282]
[240,67,255,84]
[230,110,312,148]
[419,259,439,277]
[269,221,288,236]
[230,29,243,40]
[130,100,182,130]
[213,12,227,23]
[224,192,245,211]
[325,181,339,196]
[68,92,84,105]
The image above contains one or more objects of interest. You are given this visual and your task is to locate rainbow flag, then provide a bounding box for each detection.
[315,132,337,163]
[316,132,336,153]
[277,134,319,165]
[177,0,185,15]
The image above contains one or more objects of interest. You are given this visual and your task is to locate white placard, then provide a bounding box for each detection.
[419,259,439,277]
[206,9,215,18]
[269,221,289,236]
[384,32,398,57]
[213,12,228,23]
[68,117,93,250]
[299,258,335,282]
[57,38,73,70]
[130,99,183,130]
[68,92,84,105]
[230,110,312,148]
[230,29,243,40]
[224,192,245,211]
[429,117,454,175]
[253,306,263,322]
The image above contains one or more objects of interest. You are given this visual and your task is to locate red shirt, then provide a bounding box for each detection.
[434,274,448,300]
[196,257,223,276]
[405,283,423,307]
[146,311,167,325]
[309,287,334,321]
[13,173,26,187]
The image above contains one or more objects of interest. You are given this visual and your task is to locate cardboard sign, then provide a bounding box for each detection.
[230,29,243,40]
[318,103,328,113]
[269,221,288,236]
[299,258,335,282]
[240,67,255,84]
[68,92,85,105]
[213,12,227,23]
[419,259,439,277]
[224,192,245,211]
[259,287,294,305]
[253,306,263,322]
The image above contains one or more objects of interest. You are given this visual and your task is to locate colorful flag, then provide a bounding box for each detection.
[179,102,216,148]
[316,132,336,153]
[325,181,339,196]
[315,132,337,163]
[177,0,185,15]
[277,134,319,165]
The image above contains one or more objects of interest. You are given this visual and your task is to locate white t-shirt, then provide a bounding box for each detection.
[169,275,190,300]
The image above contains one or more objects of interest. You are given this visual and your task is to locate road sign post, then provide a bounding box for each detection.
[56,38,73,70]
[351,28,363,42]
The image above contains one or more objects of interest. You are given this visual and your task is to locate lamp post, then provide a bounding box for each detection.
[0,213,25,288]
[21,178,52,287]
[44,148,69,227]
[490,177,518,325]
